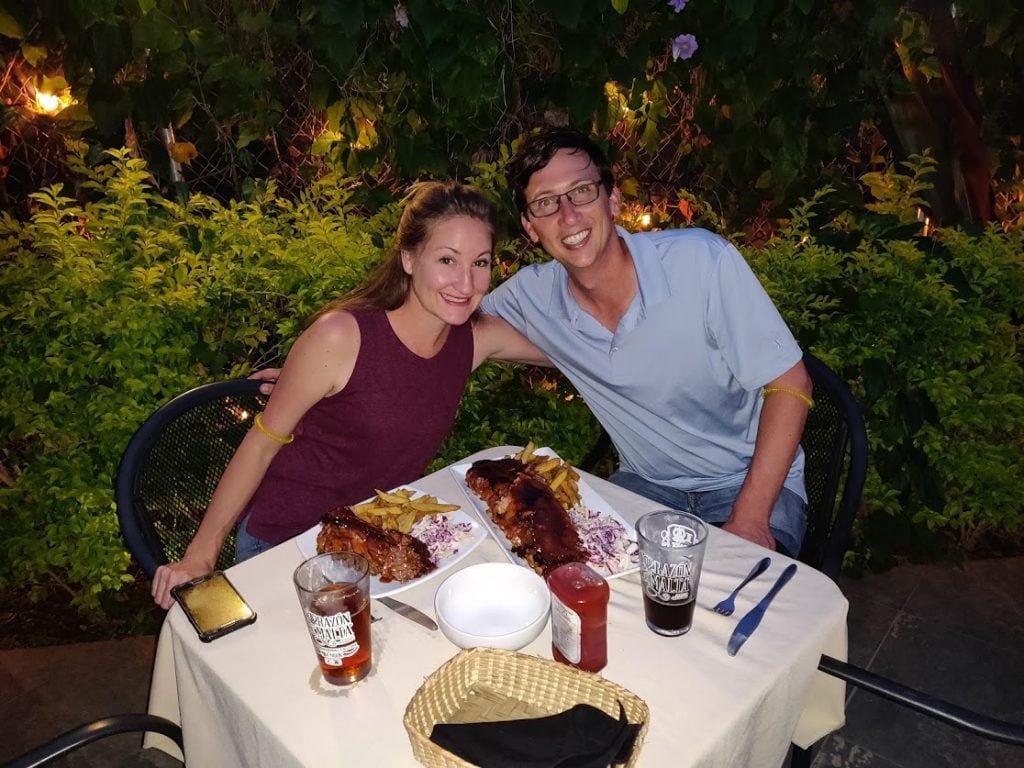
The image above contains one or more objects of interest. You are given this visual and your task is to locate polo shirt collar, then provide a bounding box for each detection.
[547,263,575,321]
[618,226,672,312]
[544,226,672,324]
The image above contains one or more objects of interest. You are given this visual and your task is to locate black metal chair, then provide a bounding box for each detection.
[795,352,869,581]
[816,655,1024,741]
[1,714,184,768]
[115,379,266,577]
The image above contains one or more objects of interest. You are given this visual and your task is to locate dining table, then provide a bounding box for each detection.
[145,445,848,768]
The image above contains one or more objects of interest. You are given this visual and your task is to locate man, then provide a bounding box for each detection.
[480,127,811,556]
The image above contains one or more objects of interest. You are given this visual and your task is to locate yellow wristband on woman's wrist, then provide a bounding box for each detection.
[762,386,814,409]
[254,412,294,445]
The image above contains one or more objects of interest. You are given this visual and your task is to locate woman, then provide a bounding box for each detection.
[152,181,546,609]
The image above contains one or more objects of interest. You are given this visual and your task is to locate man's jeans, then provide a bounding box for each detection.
[606,471,806,557]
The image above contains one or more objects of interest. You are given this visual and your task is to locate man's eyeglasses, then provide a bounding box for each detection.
[525,181,602,218]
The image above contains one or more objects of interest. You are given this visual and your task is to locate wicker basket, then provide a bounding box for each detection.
[404,647,649,768]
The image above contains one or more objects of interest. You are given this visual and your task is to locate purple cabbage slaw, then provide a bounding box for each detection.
[410,515,475,563]
[570,506,640,576]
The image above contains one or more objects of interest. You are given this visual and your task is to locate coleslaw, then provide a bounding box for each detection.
[570,506,640,577]
[410,515,476,563]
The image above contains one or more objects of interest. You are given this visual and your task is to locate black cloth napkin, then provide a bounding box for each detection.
[429,701,641,768]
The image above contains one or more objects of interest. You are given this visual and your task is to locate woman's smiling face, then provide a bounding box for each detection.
[401,215,494,327]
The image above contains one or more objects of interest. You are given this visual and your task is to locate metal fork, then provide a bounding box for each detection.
[712,556,771,615]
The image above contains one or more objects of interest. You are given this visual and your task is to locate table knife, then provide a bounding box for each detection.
[726,563,797,656]
[377,596,438,631]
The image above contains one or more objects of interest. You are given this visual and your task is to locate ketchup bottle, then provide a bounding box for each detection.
[547,562,609,673]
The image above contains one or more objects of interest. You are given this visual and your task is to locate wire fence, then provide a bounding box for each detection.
[6,47,1018,231]
[1,43,702,222]
[1,47,341,216]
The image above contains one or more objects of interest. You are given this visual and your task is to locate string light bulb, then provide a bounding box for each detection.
[33,88,73,115]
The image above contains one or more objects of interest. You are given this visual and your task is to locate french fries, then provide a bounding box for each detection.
[350,488,460,533]
[513,441,583,511]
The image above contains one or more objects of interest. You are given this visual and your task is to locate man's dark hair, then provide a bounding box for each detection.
[509,127,615,214]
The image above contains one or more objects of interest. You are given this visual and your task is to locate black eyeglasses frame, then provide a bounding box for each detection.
[525,181,603,218]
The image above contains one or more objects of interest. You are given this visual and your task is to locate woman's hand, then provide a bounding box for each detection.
[248,367,283,396]
[152,558,213,610]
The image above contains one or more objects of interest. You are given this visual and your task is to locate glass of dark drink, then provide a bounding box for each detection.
[293,552,372,685]
[635,510,708,637]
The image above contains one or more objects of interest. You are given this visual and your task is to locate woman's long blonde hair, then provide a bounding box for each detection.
[328,181,497,315]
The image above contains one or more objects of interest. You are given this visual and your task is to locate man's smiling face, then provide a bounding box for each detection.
[521,148,621,274]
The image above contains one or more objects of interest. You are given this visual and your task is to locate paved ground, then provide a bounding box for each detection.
[1,557,1021,767]
[810,556,1024,768]
[0,635,178,767]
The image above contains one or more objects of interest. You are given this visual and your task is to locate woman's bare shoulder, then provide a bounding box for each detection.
[305,309,360,342]
[289,309,361,362]
[283,310,363,396]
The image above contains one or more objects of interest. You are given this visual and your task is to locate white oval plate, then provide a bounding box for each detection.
[449,447,639,579]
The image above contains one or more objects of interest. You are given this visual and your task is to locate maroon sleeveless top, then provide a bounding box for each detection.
[245,308,474,544]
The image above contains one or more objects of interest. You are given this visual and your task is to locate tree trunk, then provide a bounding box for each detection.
[913,0,994,222]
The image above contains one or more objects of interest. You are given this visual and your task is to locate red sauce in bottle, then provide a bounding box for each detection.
[547,562,609,673]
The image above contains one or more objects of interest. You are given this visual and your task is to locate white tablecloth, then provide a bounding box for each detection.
[147,446,847,767]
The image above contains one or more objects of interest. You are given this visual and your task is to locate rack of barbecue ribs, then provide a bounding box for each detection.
[316,507,436,582]
[465,457,589,576]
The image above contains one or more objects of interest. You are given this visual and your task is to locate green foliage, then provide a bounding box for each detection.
[3,0,658,180]
[0,146,385,610]
[4,1,1022,225]
[431,362,601,474]
[860,150,939,223]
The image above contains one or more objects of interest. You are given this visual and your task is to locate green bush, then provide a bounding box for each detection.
[742,185,1024,566]
[0,147,368,608]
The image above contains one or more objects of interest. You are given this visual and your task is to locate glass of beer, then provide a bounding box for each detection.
[635,509,708,636]
[293,551,372,685]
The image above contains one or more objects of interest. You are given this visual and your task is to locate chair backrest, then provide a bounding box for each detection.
[115,379,267,577]
[797,352,869,582]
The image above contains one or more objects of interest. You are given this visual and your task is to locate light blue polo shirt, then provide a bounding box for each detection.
[480,226,806,500]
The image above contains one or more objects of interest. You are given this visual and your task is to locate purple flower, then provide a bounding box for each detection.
[671,33,698,61]
[668,0,689,11]
[394,3,409,28]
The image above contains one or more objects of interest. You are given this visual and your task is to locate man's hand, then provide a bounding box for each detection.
[248,368,282,396]
[722,516,777,551]
[152,559,213,610]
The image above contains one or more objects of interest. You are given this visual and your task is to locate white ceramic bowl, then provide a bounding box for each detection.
[434,562,551,651]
